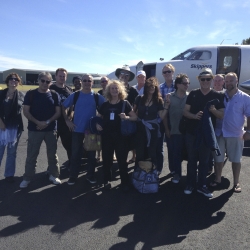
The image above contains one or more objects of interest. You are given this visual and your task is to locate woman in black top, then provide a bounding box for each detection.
[0,73,24,182]
[134,77,169,170]
[97,80,137,191]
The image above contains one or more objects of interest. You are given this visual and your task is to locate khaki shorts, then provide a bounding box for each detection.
[213,136,244,163]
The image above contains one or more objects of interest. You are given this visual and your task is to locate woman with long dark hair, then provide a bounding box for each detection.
[0,73,24,182]
[134,77,169,170]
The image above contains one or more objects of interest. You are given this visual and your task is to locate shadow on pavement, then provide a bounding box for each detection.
[0,163,234,249]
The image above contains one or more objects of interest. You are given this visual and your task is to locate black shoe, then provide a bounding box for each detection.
[86,176,97,184]
[5,176,14,183]
[197,186,213,198]
[104,182,112,190]
[67,177,76,185]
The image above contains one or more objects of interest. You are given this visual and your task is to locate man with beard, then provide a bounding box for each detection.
[211,72,250,193]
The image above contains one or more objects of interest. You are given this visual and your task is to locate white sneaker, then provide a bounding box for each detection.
[20,180,31,188]
[49,175,61,185]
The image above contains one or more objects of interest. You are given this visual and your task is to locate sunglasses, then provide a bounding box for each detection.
[162,70,172,74]
[82,79,92,82]
[200,78,212,82]
[180,82,190,86]
[9,77,19,82]
[40,79,51,84]
[101,80,108,83]
[120,72,130,77]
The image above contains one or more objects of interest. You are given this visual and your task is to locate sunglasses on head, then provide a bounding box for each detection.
[9,77,19,82]
[162,70,172,74]
[82,79,92,83]
[200,78,212,82]
[40,79,51,84]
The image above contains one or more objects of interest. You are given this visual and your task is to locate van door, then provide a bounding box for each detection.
[216,47,241,78]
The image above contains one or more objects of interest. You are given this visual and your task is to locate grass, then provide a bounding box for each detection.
[0,84,101,92]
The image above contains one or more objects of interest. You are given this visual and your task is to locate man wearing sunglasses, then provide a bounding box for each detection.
[115,66,138,106]
[20,72,61,188]
[98,76,109,96]
[183,68,224,198]
[158,64,176,176]
[62,74,105,185]
[50,68,73,168]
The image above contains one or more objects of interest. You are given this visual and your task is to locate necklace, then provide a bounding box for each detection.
[5,91,14,101]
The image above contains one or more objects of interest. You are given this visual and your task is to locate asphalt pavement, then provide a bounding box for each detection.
[0,117,250,250]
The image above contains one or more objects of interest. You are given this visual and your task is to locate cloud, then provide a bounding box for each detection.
[42,22,91,34]
[63,43,90,52]
[119,35,133,43]
[206,20,241,40]
[0,55,55,71]
[173,26,198,39]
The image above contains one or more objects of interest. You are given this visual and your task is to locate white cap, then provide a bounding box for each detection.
[136,70,146,77]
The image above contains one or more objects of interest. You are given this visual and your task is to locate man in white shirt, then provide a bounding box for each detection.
[211,72,250,193]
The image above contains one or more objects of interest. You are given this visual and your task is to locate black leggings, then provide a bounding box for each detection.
[102,132,129,185]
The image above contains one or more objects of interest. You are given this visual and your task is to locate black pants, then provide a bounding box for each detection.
[135,122,159,168]
[57,120,72,162]
[102,132,129,186]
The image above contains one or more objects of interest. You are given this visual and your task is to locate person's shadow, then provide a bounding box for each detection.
[0,164,232,250]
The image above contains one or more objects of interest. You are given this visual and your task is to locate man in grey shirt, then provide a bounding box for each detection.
[165,73,189,184]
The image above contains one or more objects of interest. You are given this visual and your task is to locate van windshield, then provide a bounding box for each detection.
[171,49,195,60]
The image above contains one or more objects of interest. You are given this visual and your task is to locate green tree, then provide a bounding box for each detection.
[242,37,250,45]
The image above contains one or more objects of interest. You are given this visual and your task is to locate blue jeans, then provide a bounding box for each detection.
[186,133,210,188]
[0,132,22,177]
[169,134,185,177]
[70,132,96,178]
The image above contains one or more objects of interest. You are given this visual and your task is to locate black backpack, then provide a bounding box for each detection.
[73,91,100,112]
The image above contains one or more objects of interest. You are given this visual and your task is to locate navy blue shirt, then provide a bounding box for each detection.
[23,89,60,131]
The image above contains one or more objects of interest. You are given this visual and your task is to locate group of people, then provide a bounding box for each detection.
[0,65,250,197]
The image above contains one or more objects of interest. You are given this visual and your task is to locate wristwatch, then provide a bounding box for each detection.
[46,120,50,125]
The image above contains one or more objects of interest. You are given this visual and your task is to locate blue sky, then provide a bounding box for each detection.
[0,0,249,75]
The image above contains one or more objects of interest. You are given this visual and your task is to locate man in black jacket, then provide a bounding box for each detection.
[183,68,224,198]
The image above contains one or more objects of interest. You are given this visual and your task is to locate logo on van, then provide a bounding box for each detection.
[191,64,212,70]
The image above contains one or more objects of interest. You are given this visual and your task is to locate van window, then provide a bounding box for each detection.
[171,49,195,60]
[187,51,212,60]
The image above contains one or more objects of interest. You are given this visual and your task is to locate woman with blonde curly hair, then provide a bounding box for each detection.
[97,80,137,191]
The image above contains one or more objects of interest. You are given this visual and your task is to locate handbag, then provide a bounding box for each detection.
[83,130,102,151]
[121,100,137,136]
[132,160,159,193]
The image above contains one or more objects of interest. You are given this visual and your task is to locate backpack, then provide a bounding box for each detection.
[73,91,99,112]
